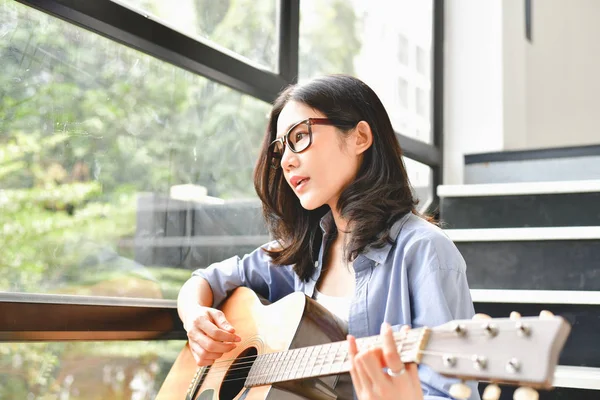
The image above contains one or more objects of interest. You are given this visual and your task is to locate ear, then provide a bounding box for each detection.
[353,121,373,155]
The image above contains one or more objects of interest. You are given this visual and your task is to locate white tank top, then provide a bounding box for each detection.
[312,288,351,332]
[312,288,354,400]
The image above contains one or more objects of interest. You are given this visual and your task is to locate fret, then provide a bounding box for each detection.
[317,343,332,376]
[250,354,261,386]
[293,347,308,380]
[301,345,314,379]
[264,352,277,385]
[307,344,321,379]
[325,342,340,375]
[340,345,350,374]
[290,348,306,379]
[246,355,259,387]
[290,348,302,380]
[256,353,268,386]
[274,350,285,383]
[329,342,344,375]
[281,348,295,382]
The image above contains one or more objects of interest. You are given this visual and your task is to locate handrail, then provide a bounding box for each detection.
[0,292,186,342]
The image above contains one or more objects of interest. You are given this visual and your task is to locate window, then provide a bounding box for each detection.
[416,45,430,76]
[404,158,433,211]
[398,77,409,109]
[398,34,409,65]
[416,86,431,119]
[0,1,270,300]
[299,0,434,143]
[117,0,279,70]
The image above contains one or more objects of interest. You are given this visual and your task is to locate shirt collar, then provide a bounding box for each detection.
[318,210,412,264]
[319,210,336,235]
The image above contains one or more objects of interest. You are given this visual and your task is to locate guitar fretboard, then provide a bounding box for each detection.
[245,328,427,387]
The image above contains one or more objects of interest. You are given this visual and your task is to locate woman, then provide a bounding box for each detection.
[177,74,479,399]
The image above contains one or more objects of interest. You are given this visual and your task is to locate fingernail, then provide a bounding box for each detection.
[380,322,391,332]
[235,335,242,342]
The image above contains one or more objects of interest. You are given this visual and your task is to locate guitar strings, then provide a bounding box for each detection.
[193,322,502,377]
[199,346,490,387]
[201,340,419,378]
[193,324,524,372]
[186,322,538,387]
[202,330,419,369]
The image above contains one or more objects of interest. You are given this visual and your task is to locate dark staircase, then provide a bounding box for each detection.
[439,179,600,399]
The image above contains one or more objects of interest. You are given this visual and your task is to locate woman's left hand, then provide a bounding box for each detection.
[348,323,424,400]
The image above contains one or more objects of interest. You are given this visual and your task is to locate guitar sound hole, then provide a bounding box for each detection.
[219,347,258,400]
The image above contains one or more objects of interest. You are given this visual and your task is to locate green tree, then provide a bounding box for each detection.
[0,0,361,397]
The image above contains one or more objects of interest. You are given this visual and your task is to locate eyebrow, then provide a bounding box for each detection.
[276,118,310,139]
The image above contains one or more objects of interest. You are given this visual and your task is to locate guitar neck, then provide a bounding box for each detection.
[245,327,429,387]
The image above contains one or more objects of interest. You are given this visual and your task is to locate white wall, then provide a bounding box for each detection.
[443,0,504,184]
[522,0,600,149]
[444,0,600,184]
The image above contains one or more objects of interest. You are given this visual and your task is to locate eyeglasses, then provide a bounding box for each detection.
[268,117,357,169]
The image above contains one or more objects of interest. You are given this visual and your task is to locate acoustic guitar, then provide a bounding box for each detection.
[157,287,570,400]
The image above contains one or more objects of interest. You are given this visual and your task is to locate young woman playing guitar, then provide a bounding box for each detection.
[176,74,480,400]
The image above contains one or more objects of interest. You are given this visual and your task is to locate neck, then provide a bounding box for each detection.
[244,327,429,387]
[330,207,349,239]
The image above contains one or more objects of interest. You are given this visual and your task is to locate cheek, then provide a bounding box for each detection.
[317,151,357,187]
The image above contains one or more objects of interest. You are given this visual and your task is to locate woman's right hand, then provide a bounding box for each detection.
[184,305,242,366]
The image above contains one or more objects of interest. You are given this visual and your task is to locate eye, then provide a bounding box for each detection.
[294,132,308,142]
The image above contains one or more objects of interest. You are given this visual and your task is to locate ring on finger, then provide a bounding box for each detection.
[385,366,406,377]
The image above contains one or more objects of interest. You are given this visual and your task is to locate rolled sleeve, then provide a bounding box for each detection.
[192,242,296,308]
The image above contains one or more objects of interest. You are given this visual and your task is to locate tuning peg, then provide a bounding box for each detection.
[482,384,501,400]
[449,382,472,399]
[539,310,554,319]
[513,386,539,400]
[472,313,492,320]
[510,311,522,320]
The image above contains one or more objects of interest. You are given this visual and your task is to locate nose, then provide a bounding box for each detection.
[280,144,299,170]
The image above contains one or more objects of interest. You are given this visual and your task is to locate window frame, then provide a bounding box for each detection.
[5,0,445,341]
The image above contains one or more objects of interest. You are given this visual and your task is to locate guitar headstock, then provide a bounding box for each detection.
[417,311,571,391]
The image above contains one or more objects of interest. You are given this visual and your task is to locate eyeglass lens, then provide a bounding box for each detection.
[269,121,312,168]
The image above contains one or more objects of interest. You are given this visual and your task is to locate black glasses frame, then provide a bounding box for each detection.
[268,117,356,168]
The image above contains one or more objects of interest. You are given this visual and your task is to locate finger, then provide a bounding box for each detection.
[196,333,238,354]
[358,347,389,388]
[347,335,364,393]
[197,312,241,343]
[381,322,405,376]
[405,363,423,395]
[208,309,236,332]
[354,351,375,388]
[189,341,215,367]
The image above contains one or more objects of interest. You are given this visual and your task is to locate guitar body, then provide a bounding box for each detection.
[157,287,347,400]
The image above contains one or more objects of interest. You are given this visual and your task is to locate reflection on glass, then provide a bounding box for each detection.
[0,1,271,299]
[300,0,434,144]
[0,340,185,400]
[404,158,432,210]
[116,0,279,70]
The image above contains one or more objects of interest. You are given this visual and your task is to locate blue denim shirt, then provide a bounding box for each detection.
[193,212,480,400]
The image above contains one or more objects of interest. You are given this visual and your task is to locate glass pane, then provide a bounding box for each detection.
[299,0,434,144]
[404,158,433,211]
[0,1,271,299]
[0,340,185,399]
[116,0,279,70]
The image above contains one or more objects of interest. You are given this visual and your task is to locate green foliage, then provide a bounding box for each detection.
[0,0,361,397]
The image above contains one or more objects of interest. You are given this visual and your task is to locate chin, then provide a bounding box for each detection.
[298,196,324,211]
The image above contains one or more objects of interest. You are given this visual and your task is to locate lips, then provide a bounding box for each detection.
[290,175,310,189]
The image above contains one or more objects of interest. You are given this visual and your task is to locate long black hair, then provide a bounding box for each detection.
[254,74,421,281]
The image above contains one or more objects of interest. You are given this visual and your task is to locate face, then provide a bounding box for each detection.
[275,101,362,211]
